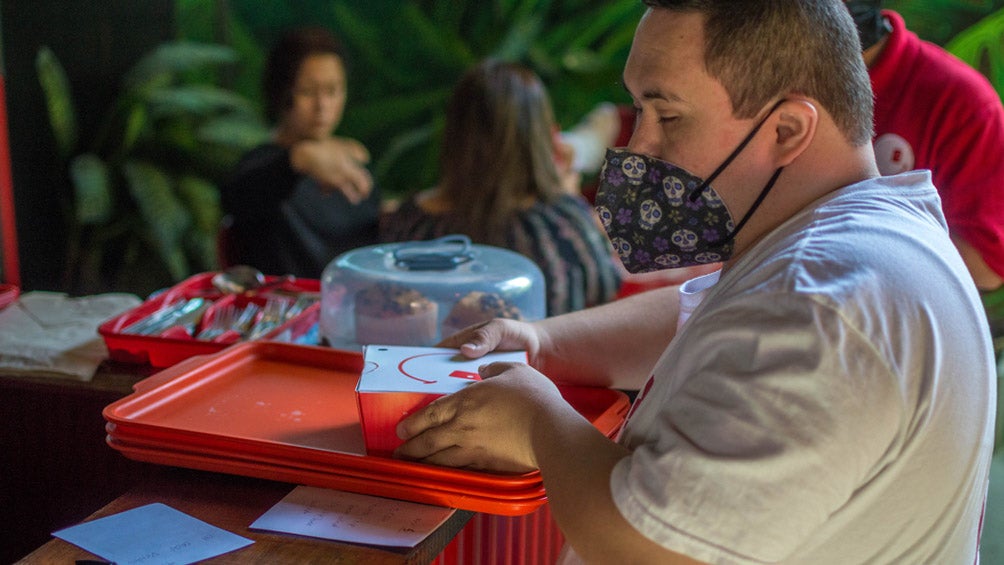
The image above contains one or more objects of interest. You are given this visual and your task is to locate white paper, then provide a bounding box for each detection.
[250,485,456,548]
[53,502,253,564]
[0,291,140,380]
[360,345,528,393]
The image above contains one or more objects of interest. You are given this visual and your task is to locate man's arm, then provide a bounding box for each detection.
[394,362,705,564]
[533,398,706,564]
[536,284,682,389]
[441,283,683,391]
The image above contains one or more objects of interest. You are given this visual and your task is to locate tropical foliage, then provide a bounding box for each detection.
[946,8,1004,100]
[176,0,645,198]
[35,42,268,292]
[37,0,1004,376]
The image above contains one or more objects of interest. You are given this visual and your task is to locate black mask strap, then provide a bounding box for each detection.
[726,166,783,243]
[689,98,787,202]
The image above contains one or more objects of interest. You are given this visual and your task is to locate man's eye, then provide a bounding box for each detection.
[659,116,679,124]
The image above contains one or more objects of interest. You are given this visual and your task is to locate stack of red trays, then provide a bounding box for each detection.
[103,341,630,516]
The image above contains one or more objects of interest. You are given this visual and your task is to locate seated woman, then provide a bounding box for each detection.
[220,26,380,278]
[381,59,621,316]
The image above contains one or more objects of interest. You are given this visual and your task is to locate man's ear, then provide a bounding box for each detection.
[773,99,817,166]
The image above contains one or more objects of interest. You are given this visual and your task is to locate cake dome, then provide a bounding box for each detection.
[320,235,546,350]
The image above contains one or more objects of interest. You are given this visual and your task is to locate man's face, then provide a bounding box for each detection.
[623,9,768,188]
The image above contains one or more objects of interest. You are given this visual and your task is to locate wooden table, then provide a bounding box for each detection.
[16,466,473,564]
[2,361,474,564]
[1,361,159,563]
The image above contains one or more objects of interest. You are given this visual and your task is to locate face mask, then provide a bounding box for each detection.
[594,100,785,273]
[845,1,890,51]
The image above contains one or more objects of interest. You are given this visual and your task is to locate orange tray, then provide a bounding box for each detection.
[106,437,549,515]
[98,272,320,368]
[102,342,630,514]
[106,423,549,501]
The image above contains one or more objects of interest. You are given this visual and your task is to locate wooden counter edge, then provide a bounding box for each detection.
[16,467,475,565]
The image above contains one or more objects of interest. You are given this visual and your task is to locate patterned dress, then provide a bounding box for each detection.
[381,194,622,316]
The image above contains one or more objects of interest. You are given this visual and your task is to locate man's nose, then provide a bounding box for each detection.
[626,117,659,156]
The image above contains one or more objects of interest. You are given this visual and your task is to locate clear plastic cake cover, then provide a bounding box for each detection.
[320,235,546,349]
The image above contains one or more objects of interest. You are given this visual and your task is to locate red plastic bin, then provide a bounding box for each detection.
[98,272,320,368]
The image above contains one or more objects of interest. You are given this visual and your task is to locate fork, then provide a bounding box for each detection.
[247,298,288,340]
[195,304,237,341]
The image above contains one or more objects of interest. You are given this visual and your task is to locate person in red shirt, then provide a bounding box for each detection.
[849,1,1004,290]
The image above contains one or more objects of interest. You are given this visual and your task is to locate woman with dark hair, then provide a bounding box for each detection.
[220,26,380,278]
[381,59,621,316]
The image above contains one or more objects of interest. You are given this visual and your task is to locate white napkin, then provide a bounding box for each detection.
[0,291,142,381]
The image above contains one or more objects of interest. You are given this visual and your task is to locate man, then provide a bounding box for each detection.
[847,1,1004,291]
[395,1,996,563]
[583,2,1004,294]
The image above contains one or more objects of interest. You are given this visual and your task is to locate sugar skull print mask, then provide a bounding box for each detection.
[594,100,785,273]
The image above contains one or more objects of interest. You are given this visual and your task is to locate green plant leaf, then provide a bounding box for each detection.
[146,85,259,118]
[492,13,545,61]
[176,175,221,235]
[540,1,640,53]
[373,120,441,180]
[946,8,1004,99]
[122,160,192,280]
[330,2,401,86]
[120,104,149,155]
[124,42,238,93]
[342,87,451,140]
[35,46,79,159]
[399,3,477,72]
[68,154,113,225]
[177,175,222,271]
[196,115,270,149]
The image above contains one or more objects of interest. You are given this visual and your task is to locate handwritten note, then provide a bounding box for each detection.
[250,486,456,548]
[52,502,253,564]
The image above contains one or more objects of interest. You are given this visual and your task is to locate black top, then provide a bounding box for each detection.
[220,143,381,278]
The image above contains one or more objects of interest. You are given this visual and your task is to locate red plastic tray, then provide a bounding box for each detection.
[99,272,320,368]
[106,425,549,501]
[102,341,630,514]
[105,438,550,515]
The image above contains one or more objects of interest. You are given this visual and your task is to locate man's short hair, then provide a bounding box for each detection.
[643,0,874,145]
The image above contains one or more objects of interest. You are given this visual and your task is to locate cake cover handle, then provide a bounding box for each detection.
[393,234,475,271]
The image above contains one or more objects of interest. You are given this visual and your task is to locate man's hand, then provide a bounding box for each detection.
[289,136,374,204]
[393,361,565,473]
[437,318,545,365]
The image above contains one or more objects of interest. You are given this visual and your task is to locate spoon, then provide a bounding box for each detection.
[211,265,298,296]
[211,265,267,294]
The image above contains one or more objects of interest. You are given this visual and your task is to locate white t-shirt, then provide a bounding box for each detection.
[677,270,721,331]
[609,172,996,564]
